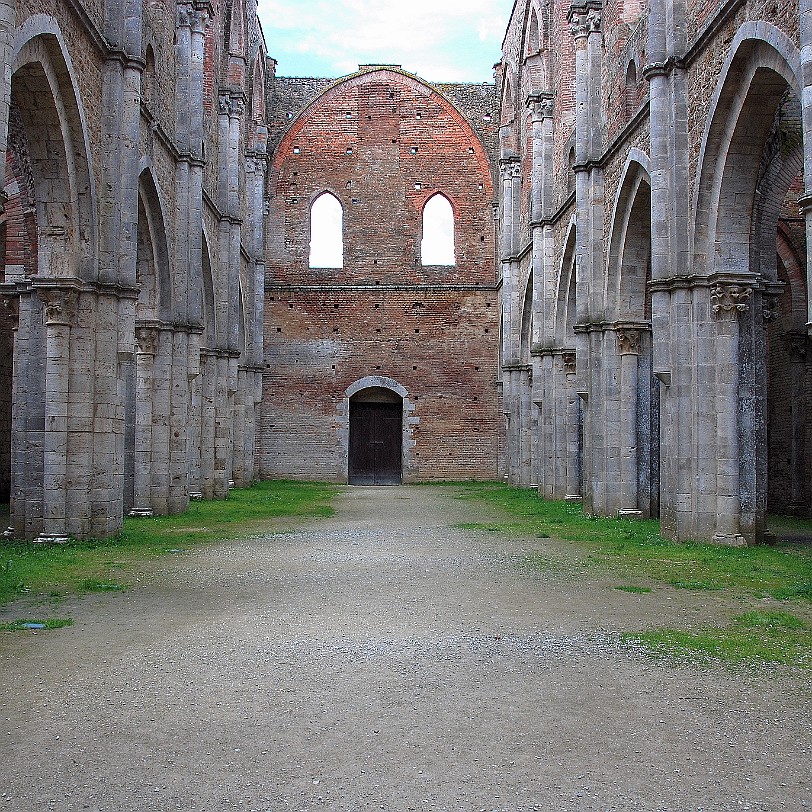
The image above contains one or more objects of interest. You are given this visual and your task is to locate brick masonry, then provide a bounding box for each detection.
[262,68,502,482]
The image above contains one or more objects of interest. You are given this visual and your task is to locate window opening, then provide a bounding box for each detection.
[309,192,343,268]
[421,194,455,266]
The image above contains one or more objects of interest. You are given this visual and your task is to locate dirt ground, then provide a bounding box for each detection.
[1,486,810,812]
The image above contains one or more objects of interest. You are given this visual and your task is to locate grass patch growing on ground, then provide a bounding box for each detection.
[456,483,812,668]
[627,611,812,668]
[454,482,812,602]
[0,480,336,607]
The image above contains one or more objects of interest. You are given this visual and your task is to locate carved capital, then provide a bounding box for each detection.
[218,94,232,116]
[711,284,752,316]
[528,94,554,122]
[562,351,576,375]
[245,156,267,175]
[38,288,79,326]
[616,328,640,355]
[641,60,670,80]
[136,326,159,356]
[177,2,193,28]
[230,97,245,118]
[499,157,521,180]
[188,8,209,33]
[568,9,601,38]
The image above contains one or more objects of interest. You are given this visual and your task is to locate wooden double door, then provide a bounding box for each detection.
[348,401,403,485]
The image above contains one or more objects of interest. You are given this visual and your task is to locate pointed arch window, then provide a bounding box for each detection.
[309,192,343,268]
[421,193,455,266]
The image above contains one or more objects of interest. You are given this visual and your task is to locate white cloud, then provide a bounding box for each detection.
[257,0,512,81]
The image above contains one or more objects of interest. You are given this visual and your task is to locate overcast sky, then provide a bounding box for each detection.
[256,0,514,83]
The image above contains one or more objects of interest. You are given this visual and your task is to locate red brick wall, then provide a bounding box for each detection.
[262,68,502,482]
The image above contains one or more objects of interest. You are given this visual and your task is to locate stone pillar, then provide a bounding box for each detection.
[645,0,692,540]
[710,283,752,545]
[800,0,812,332]
[200,350,216,499]
[0,293,18,536]
[151,329,172,515]
[187,332,203,499]
[35,288,78,544]
[569,0,603,513]
[617,328,641,517]
[188,9,207,328]
[499,155,523,484]
[563,352,582,501]
[0,0,16,210]
[130,326,157,516]
[786,333,809,510]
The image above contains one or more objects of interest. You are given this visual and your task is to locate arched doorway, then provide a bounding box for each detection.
[348,387,403,485]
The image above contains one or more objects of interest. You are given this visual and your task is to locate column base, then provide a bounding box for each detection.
[228,480,235,489]
[565,494,582,502]
[3,526,14,538]
[33,533,71,545]
[712,532,747,547]
[128,507,154,517]
[617,509,643,519]
[189,492,203,500]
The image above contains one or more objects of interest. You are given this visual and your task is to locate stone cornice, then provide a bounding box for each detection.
[264,283,498,293]
[573,319,651,334]
[648,272,762,293]
[530,344,576,358]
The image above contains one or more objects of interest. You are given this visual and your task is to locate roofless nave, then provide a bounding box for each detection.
[0,0,808,545]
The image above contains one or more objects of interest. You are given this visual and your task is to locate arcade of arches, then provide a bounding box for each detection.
[0,1,808,546]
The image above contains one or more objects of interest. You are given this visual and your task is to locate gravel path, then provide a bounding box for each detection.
[1,486,810,811]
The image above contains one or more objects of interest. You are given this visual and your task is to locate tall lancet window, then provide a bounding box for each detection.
[421,193,455,266]
[309,192,343,268]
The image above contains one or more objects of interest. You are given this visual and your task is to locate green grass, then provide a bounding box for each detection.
[1,617,73,631]
[627,611,812,668]
[0,480,336,607]
[614,585,652,594]
[454,482,812,602]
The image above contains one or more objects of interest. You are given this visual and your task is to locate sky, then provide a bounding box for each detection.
[256,0,515,83]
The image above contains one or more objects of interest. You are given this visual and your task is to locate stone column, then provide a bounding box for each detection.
[617,328,641,517]
[0,293,18,536]
[569,1,604,512]
[499,156,523,484]
[0,0,16,211]
[130,326,157,516]
[786,333,809,510]
[35,288,78,544]
[200,350,216,499]
[563,352,582,501]
[800,0,812,332]
[710,283,752,545]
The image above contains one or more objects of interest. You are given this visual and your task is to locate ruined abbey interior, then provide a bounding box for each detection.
[0,0,808,545]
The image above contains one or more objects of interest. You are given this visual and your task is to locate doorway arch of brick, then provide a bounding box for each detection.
[337,376,419,483]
